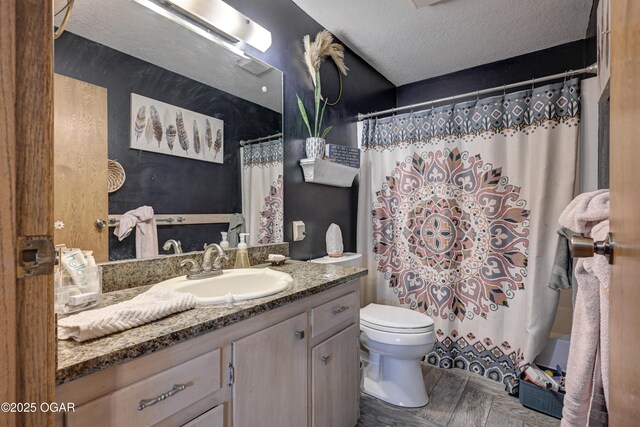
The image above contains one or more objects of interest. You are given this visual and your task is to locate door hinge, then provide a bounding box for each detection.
[17,236,56,278]
[227,363,235,386]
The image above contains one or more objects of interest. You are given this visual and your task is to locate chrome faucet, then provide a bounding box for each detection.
[163,239,183,254]
[179,243,229,280]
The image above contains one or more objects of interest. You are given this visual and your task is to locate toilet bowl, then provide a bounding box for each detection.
[360,303,435,408]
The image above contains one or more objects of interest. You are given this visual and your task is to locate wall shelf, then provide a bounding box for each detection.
[300,158,359,188]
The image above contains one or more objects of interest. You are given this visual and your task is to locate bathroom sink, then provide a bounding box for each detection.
[151,268,293,305]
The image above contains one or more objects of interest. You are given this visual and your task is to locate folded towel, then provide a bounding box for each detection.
[57,288,196,342]
[114,206,159,258]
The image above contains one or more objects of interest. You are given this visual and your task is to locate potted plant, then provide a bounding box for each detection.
[297,30,348,159]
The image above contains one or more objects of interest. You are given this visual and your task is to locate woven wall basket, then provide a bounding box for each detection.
[107,159,126,193]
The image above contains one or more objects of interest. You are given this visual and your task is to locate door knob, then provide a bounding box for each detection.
[295,330,305,340]
[95,218,107,230]
[569,232,614,265]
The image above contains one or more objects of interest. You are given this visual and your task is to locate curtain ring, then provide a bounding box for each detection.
[476,89,480,102]
[503,84,506,97]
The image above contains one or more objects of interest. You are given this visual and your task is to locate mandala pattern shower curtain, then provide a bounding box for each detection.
[357,79,581,387]
[241,139,284,246]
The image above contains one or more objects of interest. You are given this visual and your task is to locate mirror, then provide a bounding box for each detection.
[53,0,283,262]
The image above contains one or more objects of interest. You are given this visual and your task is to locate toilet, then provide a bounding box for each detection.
[310,253,436,408]
[360,303,435,407]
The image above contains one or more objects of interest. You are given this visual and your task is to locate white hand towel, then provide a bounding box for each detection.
[58,287,196,342]
[113,206,159,258]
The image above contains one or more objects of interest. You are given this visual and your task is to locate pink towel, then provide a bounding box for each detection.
[559,191,610,427]
[113,206,159,259]
[558,189,609,233]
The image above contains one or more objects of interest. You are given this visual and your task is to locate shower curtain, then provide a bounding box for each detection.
[241,138,284,246]
[357,79,581,388]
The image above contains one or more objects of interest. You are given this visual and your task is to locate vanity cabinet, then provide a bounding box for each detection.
[311,324,359,427]
[55,281,360,427]
[232,313,308,427]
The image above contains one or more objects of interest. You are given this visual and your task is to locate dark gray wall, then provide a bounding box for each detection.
[55,32,281,260]
[220,0,397,260]
[397,39,596,107]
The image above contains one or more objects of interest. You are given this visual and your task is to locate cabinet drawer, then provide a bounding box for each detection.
[66,349,221,427]
[312,292,358,337]
[182,404,224,427]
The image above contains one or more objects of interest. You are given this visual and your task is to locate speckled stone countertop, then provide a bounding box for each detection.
[56,261,367,386]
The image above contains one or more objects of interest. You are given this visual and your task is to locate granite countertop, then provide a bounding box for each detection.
[56,261,367,385]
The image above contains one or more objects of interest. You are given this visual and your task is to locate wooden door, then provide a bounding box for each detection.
[232,313,308,427]
[0,1,55,426]
[609,0,640,424]
[54,74,109,262]
[311,324,359,427]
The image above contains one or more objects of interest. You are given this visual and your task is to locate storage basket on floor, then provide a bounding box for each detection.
[519,380,565,419]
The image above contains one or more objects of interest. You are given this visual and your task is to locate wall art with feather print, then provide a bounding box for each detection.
[130,93,224,164]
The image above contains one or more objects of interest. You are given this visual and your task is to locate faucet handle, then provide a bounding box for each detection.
[180,259,201,276]
[213,254,230,270]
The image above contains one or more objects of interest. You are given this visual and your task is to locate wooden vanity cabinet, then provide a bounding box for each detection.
[55,281,361,427]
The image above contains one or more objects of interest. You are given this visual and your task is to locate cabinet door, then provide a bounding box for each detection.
[182,404,224,427]
[232,312,308,427]
[312,324,359,427]
[53,74,109,262]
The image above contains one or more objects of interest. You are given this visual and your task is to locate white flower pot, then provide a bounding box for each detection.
[305,137,326,160]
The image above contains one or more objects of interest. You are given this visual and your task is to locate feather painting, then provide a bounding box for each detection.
[214,129,222,159]
[205,119,213,151]
[166,124,176,152]
[176,111,189,153]
[193,120,201,155]
[134,106,146,141]
[130,94,224,164]
[144,118,154,145]
[150,105,163,147]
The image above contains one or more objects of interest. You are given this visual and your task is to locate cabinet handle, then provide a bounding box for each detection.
[321,355,331,365]
[332,305,349,316]
[138,384,188,411]
[295,330,305,340]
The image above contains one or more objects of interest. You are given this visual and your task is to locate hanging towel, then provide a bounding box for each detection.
[57,287,196,342]
[549,227,581,293]
[114,206,159,258]
[559,190,610,427]
[227,213,246,248]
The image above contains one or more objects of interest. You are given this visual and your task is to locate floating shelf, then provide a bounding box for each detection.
[300,158,359,188]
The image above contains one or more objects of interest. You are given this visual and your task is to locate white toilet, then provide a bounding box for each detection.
[360,303,435,407]
[309,252,436,408]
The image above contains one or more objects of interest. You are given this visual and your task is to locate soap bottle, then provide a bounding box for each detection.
[220,231,230,249]
[234,233,250,268]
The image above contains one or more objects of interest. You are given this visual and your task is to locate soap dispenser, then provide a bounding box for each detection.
[234,233,250,268]
[220,231,230,249]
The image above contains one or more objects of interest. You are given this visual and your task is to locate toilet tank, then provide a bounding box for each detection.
[309,252,363,267]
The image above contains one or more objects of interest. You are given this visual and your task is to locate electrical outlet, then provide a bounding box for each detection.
[292,221,305,241]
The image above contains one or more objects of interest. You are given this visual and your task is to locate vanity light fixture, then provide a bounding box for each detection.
[134,0,272,56]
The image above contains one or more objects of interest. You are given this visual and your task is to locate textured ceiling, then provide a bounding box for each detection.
[291,0,593,86]
[55,0,282,112]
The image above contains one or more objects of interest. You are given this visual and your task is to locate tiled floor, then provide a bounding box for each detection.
[357,363,561,427]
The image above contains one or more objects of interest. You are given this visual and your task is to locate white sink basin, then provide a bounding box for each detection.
[152,268,293,305]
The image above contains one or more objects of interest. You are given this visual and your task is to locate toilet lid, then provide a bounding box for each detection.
[360,304,434,334]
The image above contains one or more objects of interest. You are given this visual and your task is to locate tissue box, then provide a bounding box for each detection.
[325,144,360,168]
[55,266,102,314]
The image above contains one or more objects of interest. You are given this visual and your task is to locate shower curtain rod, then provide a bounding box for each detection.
[356,63,598,121]
[239,132,283,146]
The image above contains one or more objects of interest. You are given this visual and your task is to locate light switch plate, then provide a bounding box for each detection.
[292,221,305,241]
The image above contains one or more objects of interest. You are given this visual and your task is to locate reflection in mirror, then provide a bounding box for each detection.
[53,0,283,261]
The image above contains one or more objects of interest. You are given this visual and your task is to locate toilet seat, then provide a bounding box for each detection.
[360,303,434,334]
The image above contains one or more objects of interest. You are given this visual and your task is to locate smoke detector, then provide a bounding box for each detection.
[411,0,446,8]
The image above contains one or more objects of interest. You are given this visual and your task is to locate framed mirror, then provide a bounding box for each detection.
[53,0,283,261]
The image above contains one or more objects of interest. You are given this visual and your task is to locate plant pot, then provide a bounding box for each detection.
[305,137,326,160]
